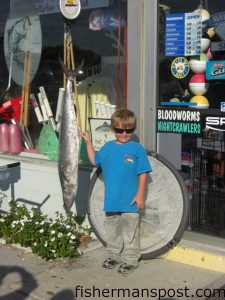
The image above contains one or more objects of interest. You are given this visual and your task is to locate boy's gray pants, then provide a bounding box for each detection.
[105,212,141,267]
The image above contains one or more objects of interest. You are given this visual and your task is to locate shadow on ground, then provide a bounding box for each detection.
[0,265,76,300]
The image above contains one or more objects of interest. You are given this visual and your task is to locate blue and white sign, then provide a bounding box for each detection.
[221,102,225,112]
[165,12,202,56]
[206,61,225,80]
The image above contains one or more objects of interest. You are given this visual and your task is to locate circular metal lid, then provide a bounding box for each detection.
[88,154,189,259]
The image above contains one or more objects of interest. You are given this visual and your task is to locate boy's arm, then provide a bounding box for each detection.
[82,132,96,166]
[130,173,148,210]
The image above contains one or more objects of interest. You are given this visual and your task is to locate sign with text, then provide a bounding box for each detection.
[157,108,201,135]
[89,118,115,151]
[211,41,225,52]
[206,60,225,80]
[165,12,201,56]
[203,11,225,27]
[202,114,225,132]
[60,0,81,20]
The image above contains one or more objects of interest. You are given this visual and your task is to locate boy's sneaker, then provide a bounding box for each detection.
[102,258,119,269]
[118,263,136,274]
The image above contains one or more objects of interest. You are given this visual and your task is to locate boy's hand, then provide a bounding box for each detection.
[82,132,91,144]
[81,132,95,166]
[130,196,144,210]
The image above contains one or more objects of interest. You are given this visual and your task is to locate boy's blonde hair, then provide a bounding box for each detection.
[111,108,136,129]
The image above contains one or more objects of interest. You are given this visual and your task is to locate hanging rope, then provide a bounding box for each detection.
[63,21,81,129]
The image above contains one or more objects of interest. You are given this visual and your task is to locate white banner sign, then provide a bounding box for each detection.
[11,0,109,15]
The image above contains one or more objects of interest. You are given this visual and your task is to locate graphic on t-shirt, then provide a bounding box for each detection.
[124,154,134,163]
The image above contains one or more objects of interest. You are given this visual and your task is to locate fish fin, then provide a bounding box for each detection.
[58,56,84,78]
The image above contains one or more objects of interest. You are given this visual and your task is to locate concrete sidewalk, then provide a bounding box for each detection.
[0,237,225,300]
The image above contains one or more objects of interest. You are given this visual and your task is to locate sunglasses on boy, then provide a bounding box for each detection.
[113,127,135,134]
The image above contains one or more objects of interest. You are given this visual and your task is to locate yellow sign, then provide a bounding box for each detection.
[171,57,190,79]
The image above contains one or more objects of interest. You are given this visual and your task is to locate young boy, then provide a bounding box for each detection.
[82,108,152,274]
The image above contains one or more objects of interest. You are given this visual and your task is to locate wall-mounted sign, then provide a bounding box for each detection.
[60,0,81,20]
[211,41,225,52]
[171,57,189,79]
[204,11,225,27]
[203,115,225,132]
[157,108,201,135]
[165,12,202,56]
[89,118,115,151]
[199,109,225,133]
[206,60,225,80]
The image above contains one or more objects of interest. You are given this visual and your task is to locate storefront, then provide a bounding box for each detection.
[0,0,224,243]
[0,0,154,219]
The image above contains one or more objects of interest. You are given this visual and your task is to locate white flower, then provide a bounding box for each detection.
[35,222,39,225]
[51,237,55,242]
[30,213,34,218]
[33,242,37,246]
[52,249,56,253]
[66,225,71,229]
[51,230,56,235]
[44,241,48,247]
[12,224,16,228]
[57,232,63,238]
[71,235,76,240]
[39,229,44,233]
[67,232,72,237]
[0,218,5,222]
[40,221,45,225]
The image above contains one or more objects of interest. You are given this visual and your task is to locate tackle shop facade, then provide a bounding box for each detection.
[0,0,225,252]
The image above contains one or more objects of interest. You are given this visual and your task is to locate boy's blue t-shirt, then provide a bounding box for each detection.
[94,140,152,213]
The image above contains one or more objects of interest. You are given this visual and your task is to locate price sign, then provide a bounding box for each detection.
[165,12,202,56]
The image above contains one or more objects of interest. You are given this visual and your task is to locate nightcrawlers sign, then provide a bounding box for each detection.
[157,108,201,135]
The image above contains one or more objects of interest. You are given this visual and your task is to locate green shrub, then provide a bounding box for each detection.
[0,200,91,260]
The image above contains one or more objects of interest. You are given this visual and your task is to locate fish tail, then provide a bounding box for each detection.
[58,56,84,79]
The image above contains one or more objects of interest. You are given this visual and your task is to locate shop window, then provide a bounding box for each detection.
[0,0,127,162]
[158,1,225,238]
[159,0,225,109]
[180,130,225,237]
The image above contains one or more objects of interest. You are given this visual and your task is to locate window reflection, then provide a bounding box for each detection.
[0,0,127,160]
